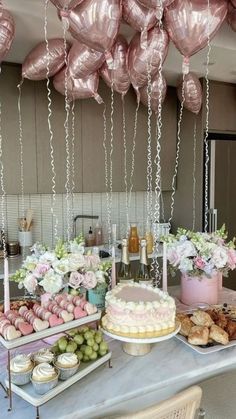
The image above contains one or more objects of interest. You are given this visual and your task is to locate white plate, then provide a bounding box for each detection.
[175,334,236,354]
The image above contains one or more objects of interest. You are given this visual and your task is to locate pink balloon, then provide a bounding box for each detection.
[22,39,69,81]
[100,35,130,96]
[177,72,202,115]
[137,0,174,9]
[139,73,167,113]
[128,27,169,90]
[231,0,236,7]
[50,0,84,10]
[122,0,157,41]
[0,8,15,62]
[53,68,103,103]
[164,0,228,59]
[65,0,121,62]
[68,41,105,79]
[228,3,236,32]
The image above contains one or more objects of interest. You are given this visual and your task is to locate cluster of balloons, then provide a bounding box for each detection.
[20,0,229,112]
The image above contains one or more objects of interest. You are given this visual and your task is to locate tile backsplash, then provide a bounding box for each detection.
[4,192,154,247]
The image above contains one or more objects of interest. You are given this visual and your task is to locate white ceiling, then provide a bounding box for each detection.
[6,0,236,86]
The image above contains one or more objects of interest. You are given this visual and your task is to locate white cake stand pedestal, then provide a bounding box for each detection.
[102,322,180,356]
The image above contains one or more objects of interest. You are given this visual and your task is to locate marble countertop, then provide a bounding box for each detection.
[1,331,236,418]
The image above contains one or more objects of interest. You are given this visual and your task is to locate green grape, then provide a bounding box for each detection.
[92,343,99,352]
[84,346,93,357]
[99,350,107,357]
[74,334,84,345]
[80,344,87,354]
[76,351,83,361]
[99,341,108,352]
[80,326,89,334]
[83,355,90,362]
[84,331,93,341]
[95,334,102,344]
[87,338,95,347]
[89,351,98,361]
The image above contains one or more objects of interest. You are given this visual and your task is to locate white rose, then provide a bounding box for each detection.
[95,270,106,284]
[179,258,193,273]
[40,269,63,294]
[211,247,228,269]
[52,259,70,275]
[69,242,85,255]
[179,241,197,258]
[39,251,57,264]
[68,254,85,271]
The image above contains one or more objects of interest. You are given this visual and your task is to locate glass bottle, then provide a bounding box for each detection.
[136,239,152,285]
[94,221,103,246]
[145,227,154,255]
[118,238,133,283]
[128,223,139,254]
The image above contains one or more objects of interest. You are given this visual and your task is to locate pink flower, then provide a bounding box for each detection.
[84,255,100,270]
[69,272,84,289]
[33,264,50,278]
[227,248,236,270]
[23,274,38,293]
[82,271,97,289]
[194,257,206,270]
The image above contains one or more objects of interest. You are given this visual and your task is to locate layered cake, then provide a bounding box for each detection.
[102,283,176,338]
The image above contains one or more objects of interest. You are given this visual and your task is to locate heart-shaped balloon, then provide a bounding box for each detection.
[177,72,202,115]
[122,0,157,42]
[0,8,15,62]
[164,0,228,59]
[66,0,121,61]
[228,3,236,32]
[100,35,130,96]
[50,0,84,10]
[128,26,169,90]
[139,72,167,113]
[68,40,105,79]
[22,39,69,81]
[53,67,103,103]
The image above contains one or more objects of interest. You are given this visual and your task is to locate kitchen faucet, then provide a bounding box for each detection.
[73,215,99,238]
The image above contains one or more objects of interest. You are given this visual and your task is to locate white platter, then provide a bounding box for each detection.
[0,312,101,350]
[5,352,111,407]
[175,334,236,354]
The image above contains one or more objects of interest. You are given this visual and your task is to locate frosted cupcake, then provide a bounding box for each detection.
[10,354,34,386]
[55,353,79,380]
[31,362,58,394]
[33,348,55,365]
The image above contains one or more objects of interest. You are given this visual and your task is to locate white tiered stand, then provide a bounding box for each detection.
[0,311,112,419]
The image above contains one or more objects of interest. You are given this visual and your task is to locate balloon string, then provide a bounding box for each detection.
[192,117,197,231]
[169,73,185,224]
[71,100,75,219]
[102,104,110,246]
[128,100,139,211]
[0,98,7,259]
[17,80,25,224]
[146,57,153,231]
[108,82,114,249]
[204,0,212,233]
[122,96,129,237]
[44,0,58,244]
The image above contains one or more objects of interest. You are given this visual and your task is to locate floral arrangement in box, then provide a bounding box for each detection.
[163,225,236,278]
[11,236,111,296]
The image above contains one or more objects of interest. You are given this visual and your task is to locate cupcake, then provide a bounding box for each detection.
[33,348,55,365]
[55,353,79,380]
[31,362,58,394]
[10,354,34,386]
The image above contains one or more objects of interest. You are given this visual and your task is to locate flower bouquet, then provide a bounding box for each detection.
[163,225,236,305]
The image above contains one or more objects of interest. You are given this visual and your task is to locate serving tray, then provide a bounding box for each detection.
[175,334,236,354]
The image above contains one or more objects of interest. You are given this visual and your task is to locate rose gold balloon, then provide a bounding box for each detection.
[66,0,121,58]
[22,39,69,81]
[231,0,236,7]
[128,26,169,90]
[177,72,202,115]
[228,3,236,32]
[0,8,14,62]
[68,41,105,79]
[53,68,103,103]
[122,0,157,37]
[137,0,174,9]
[50,0,84,10]
[139,73,167,113]
[100,35,130,96]
[164,0,227,58]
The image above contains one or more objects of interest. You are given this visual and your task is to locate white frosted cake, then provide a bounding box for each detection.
[102,283,176,338]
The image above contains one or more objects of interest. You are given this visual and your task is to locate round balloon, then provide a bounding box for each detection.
[231,0,236,7]
[228,3,236,32]
[128,26,169,90]
[68,41,105,79]
[137,0,174,9]
[122,0,157,39]
[65,0,121,62]
[50,0,84,10]
[22,39,69,81]
[139,73,167,113]
[177,72,202,114]
[53,68,103,103]
[100,35,130,96]
[0,8,15,62]
[164,0,228,59]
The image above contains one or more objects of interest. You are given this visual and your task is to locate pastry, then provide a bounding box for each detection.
[190,310,214,327]
[188,326,209,346]
[209,324,229,345]
[31,362,58,394]
[179,317,194,337]
[55,353,79,380]
[10,354,34,385]
[33,348,55,365]
[225,320,236,339]
[215,313,228,330]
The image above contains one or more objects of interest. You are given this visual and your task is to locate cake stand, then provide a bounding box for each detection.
[102,322,180,356]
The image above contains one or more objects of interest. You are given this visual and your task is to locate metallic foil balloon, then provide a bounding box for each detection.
[122,0,157,46]
[164,0,228,59]
[53,68,103,103]
[0,8,15,62]
[177,72,202,115]
[68,41,105,79]
[50,0,84,10]
[139,73,167,113]
[22,39,69,81]
[231,0,236,7]
[137,0,174,9]
[228,3,236,32]
[128,26,169,91]
[65,0,121,64]
[100,35,130,96]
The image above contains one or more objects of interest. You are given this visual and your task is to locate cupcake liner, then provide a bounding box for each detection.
[11,367,33,386]
[31,372,59,395]
[55,362,79,381]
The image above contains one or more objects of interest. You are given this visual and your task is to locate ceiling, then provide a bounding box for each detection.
[6,0,236,86]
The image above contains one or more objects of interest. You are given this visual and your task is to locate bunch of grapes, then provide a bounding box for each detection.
[52,327,109,363]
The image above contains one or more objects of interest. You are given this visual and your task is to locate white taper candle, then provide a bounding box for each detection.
[111,245,116,289]
[4,257,10,313]
[162,242,168,292]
